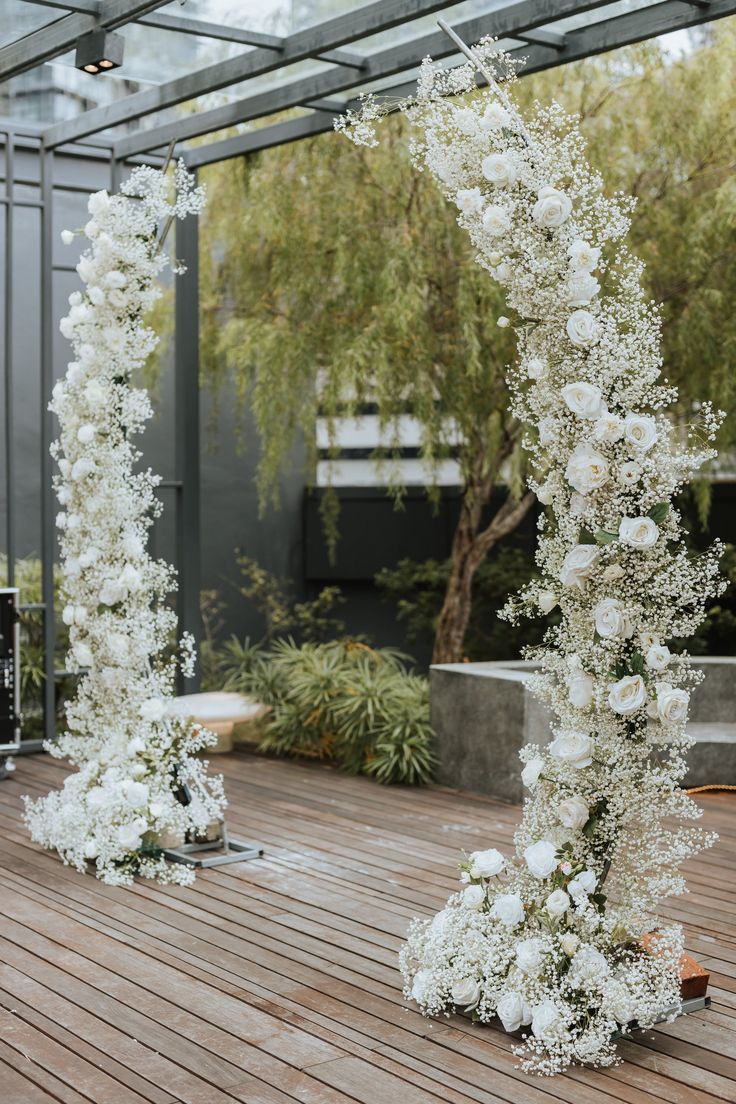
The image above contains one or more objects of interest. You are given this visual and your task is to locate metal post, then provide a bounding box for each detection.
[174,195,201,693]
[4,130,15,588]
[40,147,56,743]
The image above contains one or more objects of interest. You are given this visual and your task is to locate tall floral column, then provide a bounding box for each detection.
[24,164,226,887]
[340,46,724,1073]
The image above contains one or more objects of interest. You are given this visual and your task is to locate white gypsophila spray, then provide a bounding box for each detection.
[338,44,725,1074]
[24,163,226,888]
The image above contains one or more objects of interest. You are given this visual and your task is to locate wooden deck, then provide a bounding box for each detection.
[1,752,736,1104]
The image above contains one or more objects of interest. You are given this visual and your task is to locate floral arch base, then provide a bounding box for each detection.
[339,34,724,1075]
[24,164,227,888]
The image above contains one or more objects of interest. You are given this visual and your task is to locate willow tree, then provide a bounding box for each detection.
[199,23,736,664]
[200,116,533,664]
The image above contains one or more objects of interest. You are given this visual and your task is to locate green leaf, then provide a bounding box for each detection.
[594,529,619,545]
[648,502,669,524]
[629,651,645,675]
[578,527,596,544]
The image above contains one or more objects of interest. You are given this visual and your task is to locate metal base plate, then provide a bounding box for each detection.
[613,995,710,1039]
[162,821,263,868]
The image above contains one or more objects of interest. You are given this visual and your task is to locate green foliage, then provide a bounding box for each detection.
[218,637,435,785]
[0,555,71,739]
[233,553,346,645]
[376,546,555,661]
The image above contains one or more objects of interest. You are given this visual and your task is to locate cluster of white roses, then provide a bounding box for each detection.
[340,44,725,1074]
[24,164,226,887]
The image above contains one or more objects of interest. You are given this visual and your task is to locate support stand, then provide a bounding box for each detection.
[163,818,263,868]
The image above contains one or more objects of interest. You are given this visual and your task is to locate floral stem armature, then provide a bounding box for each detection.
[338,42,725,1074]
[24,163,226,887]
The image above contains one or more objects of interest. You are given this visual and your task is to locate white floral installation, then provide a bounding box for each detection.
[24,163,226,887]
[338,41,725,1073]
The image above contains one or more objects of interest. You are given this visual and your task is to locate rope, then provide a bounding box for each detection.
[687,784,736,793]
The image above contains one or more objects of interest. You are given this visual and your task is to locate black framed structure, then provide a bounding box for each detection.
[1,0,735,743]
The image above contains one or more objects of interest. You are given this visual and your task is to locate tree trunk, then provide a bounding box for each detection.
[431,489,536,665]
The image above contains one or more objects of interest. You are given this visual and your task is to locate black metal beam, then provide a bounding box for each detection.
[0,0,170,82]
[183,0,736,169]
[109,0,624,159]
[41,0,521,149]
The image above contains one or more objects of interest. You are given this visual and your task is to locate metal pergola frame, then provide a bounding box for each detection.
[1,0,734,745]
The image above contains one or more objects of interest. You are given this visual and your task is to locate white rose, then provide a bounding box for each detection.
[619,516,659,549]
[567,671,594,709]
[62,604,76,627]
[592,410,623,443]
[462,884,486,909]
[521,756,544,788]
[74,642,93,667]
[140,697,166,722]
[86,786,107,810]
[593,598,633,640]
[646,643,671,671]
[602,563,625,582]
[480,102,511,130]
[536,591,557,617]
[565,443,609,495]
[560,933,581,956]
[607,989,636,1027]
[469,848,505,878]
[516,938,547,975]
[561,380,604,420]
[565,271,600,306]
[567,239,601,272]
[105,270,127,289]
[61,229,75,245]
[545,889,571,917]
[451,977,481,1009]
[83,839,99,859]
[524,840,558,879]
[566,310,599,347]
[623,413,657,452]
[526,357,546,379]
[119,564,142,591]
[549,730,594,768]
[411,969,431,1004]
[531,1000,569,1042]
[608,674,647,715]
[99,580,126,606]
[497,315,510,328]
[455,187,485,215]
[149,801,164,819]
[481,153,518,187]
[127,736,146,756]
[619,461,642,487]
[536,481,554,505]
[87,189,110,216]
[491,892,525,927]
[496,991,532,1032]
[655,683,689,725]
[557,795,589,830]
[559,544,599,590]
[88,286,105,306]
[482,204,511,236]
[569,945,610,987]
[124,781,149,809]
[117,822,144,851]
[532,185,572,228]
[84,380,106,407]
[77,424,96,444]
[538,417,555,447]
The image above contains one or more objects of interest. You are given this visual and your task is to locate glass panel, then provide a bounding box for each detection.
[0,2,71,50]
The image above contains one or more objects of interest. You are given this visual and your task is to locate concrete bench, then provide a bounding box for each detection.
[430,657,736,802]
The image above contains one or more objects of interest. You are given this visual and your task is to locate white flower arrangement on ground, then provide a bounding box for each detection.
[24,163,226,887]
[339,43,725,1074]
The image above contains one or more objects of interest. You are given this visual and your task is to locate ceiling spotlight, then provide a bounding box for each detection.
[75,29,124,75]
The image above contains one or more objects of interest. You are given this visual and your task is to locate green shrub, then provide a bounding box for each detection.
[218,637,435,785]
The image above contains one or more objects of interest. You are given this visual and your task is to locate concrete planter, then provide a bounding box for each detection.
[430,657,736,802]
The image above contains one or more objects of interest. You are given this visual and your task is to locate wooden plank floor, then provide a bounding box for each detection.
[1,752,736,1104]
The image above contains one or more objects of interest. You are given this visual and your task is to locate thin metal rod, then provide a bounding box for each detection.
[4,131,14,587]
[157,139,178,248]
[40,148,56,743]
